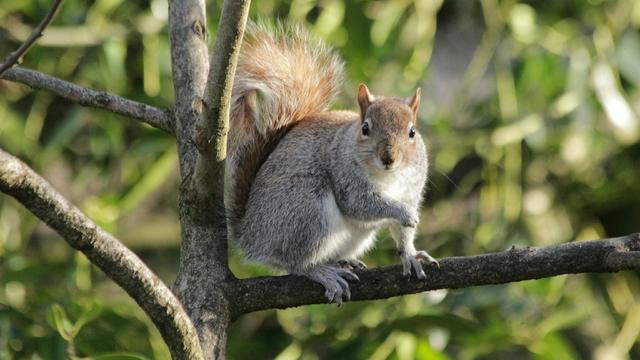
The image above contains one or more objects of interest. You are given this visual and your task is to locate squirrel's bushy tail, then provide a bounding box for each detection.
[227,22,345,240]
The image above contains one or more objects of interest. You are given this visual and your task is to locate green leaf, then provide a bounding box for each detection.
[47,304,74,342]
[71,302,103,337]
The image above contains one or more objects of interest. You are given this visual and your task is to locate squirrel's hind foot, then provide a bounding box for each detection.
[401,250,439,280]
[301,265,360,305]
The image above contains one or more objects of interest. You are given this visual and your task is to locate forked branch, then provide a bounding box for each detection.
[1,67,173,133]
[231,233,640,317]
[0,149,201,360]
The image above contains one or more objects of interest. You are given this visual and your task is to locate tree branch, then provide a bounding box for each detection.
[191,0,250,205]
[0,149,202,360]
[0,0,64,76]
[168,0,208,175]
[230,233,640,317]
[1,67,173,133]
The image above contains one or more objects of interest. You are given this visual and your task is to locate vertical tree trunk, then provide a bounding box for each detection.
[167,0,250,356]
[167,0,232,357]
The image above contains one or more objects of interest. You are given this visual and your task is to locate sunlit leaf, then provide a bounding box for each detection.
[47,304,74,342]
[71,302,103,337]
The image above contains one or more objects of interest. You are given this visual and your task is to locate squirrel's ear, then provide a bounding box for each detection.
[407,88,421,118]
[357,84,375,121]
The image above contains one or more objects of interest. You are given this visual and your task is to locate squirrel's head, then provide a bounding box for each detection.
[356,84,421,172]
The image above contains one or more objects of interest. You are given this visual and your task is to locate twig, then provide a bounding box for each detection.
[0,0,65,76]
[0,148,202,360]
[230,234,640,317]
[1,67,174,133]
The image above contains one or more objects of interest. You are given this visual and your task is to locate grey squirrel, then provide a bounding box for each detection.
[227,22,438,304]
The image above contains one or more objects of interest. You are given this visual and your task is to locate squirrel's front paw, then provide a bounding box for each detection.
[400,250,439,279]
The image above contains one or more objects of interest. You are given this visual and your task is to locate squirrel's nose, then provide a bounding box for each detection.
[381,151,395,167]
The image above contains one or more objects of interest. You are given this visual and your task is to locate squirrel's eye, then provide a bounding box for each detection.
[362,122,370,136]
[409,126,416,138]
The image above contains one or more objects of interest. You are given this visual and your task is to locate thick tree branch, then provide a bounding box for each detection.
[0,0,64,76]
[168,0,208,175]
[191,0,250,206]
[0,149,202,360]
[230,234,640,317]
[1,67,173,133]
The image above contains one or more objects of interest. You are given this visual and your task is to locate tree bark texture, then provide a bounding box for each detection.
[167,0,228,356]
[230,234,640,317]
[1,67,173,132]
[167,0,250,358]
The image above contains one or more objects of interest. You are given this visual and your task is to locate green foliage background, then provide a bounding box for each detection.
[2,0,640,358]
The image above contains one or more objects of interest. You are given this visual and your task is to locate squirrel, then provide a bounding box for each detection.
[227,22,438,304]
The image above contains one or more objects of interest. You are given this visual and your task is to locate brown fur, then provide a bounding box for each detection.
[227,22,344,240]
[356,88,421,170]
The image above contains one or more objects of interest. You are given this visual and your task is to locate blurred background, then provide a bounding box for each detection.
[1,0,640,358]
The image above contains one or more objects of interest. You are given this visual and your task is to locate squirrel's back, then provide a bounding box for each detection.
[227,22,345,240]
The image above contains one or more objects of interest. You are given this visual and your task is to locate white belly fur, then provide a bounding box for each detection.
[312,193,378,265]
[314,168,414,265]
[376,165,415,203]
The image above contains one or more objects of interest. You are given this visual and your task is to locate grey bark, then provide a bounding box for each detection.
[167,0,226,355]
[167,0,250,358]
[230,234,640,317]
[192,0,250,206]
[0,149,202,360]
[1,67,173,132]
